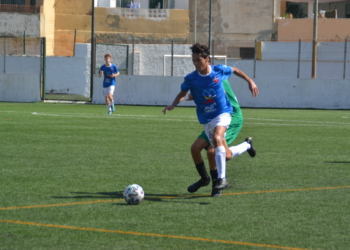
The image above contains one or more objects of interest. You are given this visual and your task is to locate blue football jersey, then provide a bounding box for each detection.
[181,65,233,124]
[100,64,119,88]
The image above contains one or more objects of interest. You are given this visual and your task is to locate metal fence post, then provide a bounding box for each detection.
[212,39,215,65]
[132,37,135,75]
[254,39,257,78]
[344,38,348,79]
[312,0,319,79]
[297,39,301,78]
[194,0,197,43]
[73,29,76,57]
[90,0,95,100]
[208,0,212,52]
[41,37,46,101]
[3,38,6,74]
[23,30,26,55]
[171,39,174,76]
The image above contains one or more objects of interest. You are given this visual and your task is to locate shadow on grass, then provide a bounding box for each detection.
[113,195,212,205]
[52,191,212,205]
[52,191,124,199]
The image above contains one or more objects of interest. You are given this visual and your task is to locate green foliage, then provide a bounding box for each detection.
[0,103,349,249]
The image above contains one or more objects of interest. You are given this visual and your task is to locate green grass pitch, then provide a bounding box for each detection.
[0,102,349,250]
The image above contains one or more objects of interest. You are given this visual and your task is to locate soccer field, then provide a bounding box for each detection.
[0,102,349,250]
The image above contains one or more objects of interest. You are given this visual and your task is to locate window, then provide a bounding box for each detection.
[286,2,308,18]
[1,0,25,4]
[149,0,163,9]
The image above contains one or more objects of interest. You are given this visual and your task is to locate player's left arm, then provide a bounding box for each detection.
[112,66,120,78]
[113,72,120,77]
[232,67,259,97]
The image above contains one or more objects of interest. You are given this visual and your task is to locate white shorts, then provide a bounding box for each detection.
[103,86,115,97]
[204,113,232,146]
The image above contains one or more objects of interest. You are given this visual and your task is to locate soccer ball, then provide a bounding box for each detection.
[123,184,144,205]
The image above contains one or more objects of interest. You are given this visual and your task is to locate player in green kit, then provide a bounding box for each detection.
[188,79,257,197]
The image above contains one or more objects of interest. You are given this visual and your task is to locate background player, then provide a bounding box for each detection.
[98,54,120,115]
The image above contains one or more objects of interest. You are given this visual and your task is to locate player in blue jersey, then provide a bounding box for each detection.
[186,80,257,197]
[163,43,259,190]
[98,54,120,115]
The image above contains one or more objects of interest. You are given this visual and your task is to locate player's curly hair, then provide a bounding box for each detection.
[190,43,210,58]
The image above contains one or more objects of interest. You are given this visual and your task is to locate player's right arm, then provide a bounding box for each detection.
[98,70,103,77]
[162,91,188,114]
[232,67,259,97]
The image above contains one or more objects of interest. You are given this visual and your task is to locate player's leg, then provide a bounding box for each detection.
[103,88,112,115]
[228,137,256,158]
[224,112,256,158]
[211,125,229,189]
[108,86,115,112]
[207,146,222,197]
[204,113,232,190]
[187,136,211,193]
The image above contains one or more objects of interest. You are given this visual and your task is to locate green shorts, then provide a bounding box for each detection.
[198,110,243,150]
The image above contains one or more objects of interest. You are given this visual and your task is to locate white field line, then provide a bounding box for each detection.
[1,111,350,127]
[244,117,350,125]
[30,112,198,122]
[29,112,350,127]
[24,112,350,124]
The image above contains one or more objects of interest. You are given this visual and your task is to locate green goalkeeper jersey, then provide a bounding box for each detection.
[223,80,243,124]
[198,80,243,146]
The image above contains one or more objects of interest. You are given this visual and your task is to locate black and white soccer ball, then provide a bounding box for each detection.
[123,184,144,205]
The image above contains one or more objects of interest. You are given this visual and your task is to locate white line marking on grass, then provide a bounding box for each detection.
[29,112,198,122]
[245,122,350,127]
[245,118,350,125]
[4,111,350,127]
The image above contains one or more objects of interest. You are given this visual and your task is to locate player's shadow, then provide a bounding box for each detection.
[52,191,125,199]
[115,192,211,205]
[52,191,211,205]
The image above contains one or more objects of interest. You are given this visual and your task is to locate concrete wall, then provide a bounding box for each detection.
[96,0,116,7]
[91,75,350,109]
[0,12,40,37]
[0,55,41,75]
[188,0,275,54]
[0,74,41,102]
[0,44,91,97]
[175,0,189,9]
[258,41,350,61]
[2,71,348,108]
[1,43,349,109]
[277,19,350,42]
[45,45,91,97]
[101,42,348,79]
